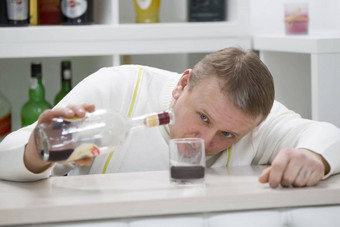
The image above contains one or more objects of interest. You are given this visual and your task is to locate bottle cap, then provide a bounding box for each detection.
[31,62,42,78]
[145,109,175,127]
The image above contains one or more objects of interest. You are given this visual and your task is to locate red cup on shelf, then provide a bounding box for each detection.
[284,3,309,35]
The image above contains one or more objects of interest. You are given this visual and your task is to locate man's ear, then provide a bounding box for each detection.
[172,69,192,99]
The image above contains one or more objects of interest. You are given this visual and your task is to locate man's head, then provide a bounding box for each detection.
[169,47,274,156]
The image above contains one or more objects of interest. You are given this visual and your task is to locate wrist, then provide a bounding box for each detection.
[302,148,331,175]
[24,134,53,174]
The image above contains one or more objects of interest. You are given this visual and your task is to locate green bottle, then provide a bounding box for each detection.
[54,60,72,105]
[21,62,52,126]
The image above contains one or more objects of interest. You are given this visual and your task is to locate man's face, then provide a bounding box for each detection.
[169,70,262,156]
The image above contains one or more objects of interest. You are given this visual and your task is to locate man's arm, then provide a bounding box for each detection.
[254,101,340,188]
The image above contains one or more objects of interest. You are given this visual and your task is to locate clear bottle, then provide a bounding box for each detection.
[21,62,52,127]
[54,60,72,105]
[34,109,175,162]
[0,89,11,142]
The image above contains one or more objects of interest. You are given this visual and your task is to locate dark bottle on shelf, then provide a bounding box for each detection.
[188,0,226,22]
[60,0,93,25]
[6,0,30,26]
[54,60,72,105]
[21,63,52,127]
[39,0,61,25]
[0,1,9,26]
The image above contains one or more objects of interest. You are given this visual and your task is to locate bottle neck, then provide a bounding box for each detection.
[129,109,175,129]
[61,80,72,92]
[29,77,46,101]
[61,66,72,91]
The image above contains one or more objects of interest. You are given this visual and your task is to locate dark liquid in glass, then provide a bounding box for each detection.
[170,166,205,179]
[41,149,74,162]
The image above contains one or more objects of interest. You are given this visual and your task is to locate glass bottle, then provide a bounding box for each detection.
[6,0,30,26]
[34,109,175,162]
[0,89,11,142]
[133,0,161,23]
[30,0,39,25]
[0,1,8,26]
[39,0,61,25]
[21,63,52,127]
[60,0,93,25]
[54,60,72,105]
[188,0,226,22]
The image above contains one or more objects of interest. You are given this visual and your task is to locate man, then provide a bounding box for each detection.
[0,47,339,188]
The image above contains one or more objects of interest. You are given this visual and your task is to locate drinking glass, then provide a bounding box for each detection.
[284,3,309,35]
[169,138,205,184]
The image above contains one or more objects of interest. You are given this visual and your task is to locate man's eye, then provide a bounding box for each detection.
[200,113,208,122]
[222,131,232,138]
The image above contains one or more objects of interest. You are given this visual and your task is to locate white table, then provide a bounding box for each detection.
[1,166,340,226]
[253,31,340,127]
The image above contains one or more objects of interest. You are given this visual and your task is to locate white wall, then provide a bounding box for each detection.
[250,0,340,121]
[250,0,340,35]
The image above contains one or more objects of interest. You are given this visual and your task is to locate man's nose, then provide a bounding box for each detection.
[194,128,216,149]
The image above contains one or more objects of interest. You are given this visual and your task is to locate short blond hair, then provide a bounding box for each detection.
[190,47,274,120]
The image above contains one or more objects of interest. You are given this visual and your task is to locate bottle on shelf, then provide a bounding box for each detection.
[21,62,52,127]
[39,0,61,25]
[0,89,11,142]
[133,0,161,23]
[6,0,30,26]
[30,0,39,25]
[34,109,175,162]
[188,0,226,22]
[0,1,9,26]
[54,60,72,105]
[60,0,93,25]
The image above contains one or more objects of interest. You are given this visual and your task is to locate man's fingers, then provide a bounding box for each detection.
[37,104,95,124]
[73,157,93,166]
[268,149,293,188]
[261,148,326,188]
[258,166,271,183]
[306,169,324,186]
[293,169,310,187]
[281,157,303,187]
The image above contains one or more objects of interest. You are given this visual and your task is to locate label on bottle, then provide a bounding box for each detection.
[0,113,11,138]
[146,114,159,127]
[136,0,152,10]
[30,78,38,89]
[6,0,29,20]
[61,0,87,19]
[63,69,71,80]
[67,143,100,161]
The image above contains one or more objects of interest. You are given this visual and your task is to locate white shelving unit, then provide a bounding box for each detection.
[0,0,251,61]
[0,0,251,131]
[253,31,340,127]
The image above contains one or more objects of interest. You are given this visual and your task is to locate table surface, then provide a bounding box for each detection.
[1,166,340,226]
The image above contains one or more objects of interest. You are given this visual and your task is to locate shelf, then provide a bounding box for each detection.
[254,30,340,127]
[253,30,340,54]
[0,22,251,58]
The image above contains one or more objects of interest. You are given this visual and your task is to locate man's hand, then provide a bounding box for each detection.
[24,104,95,174]
[258,148,330,188]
